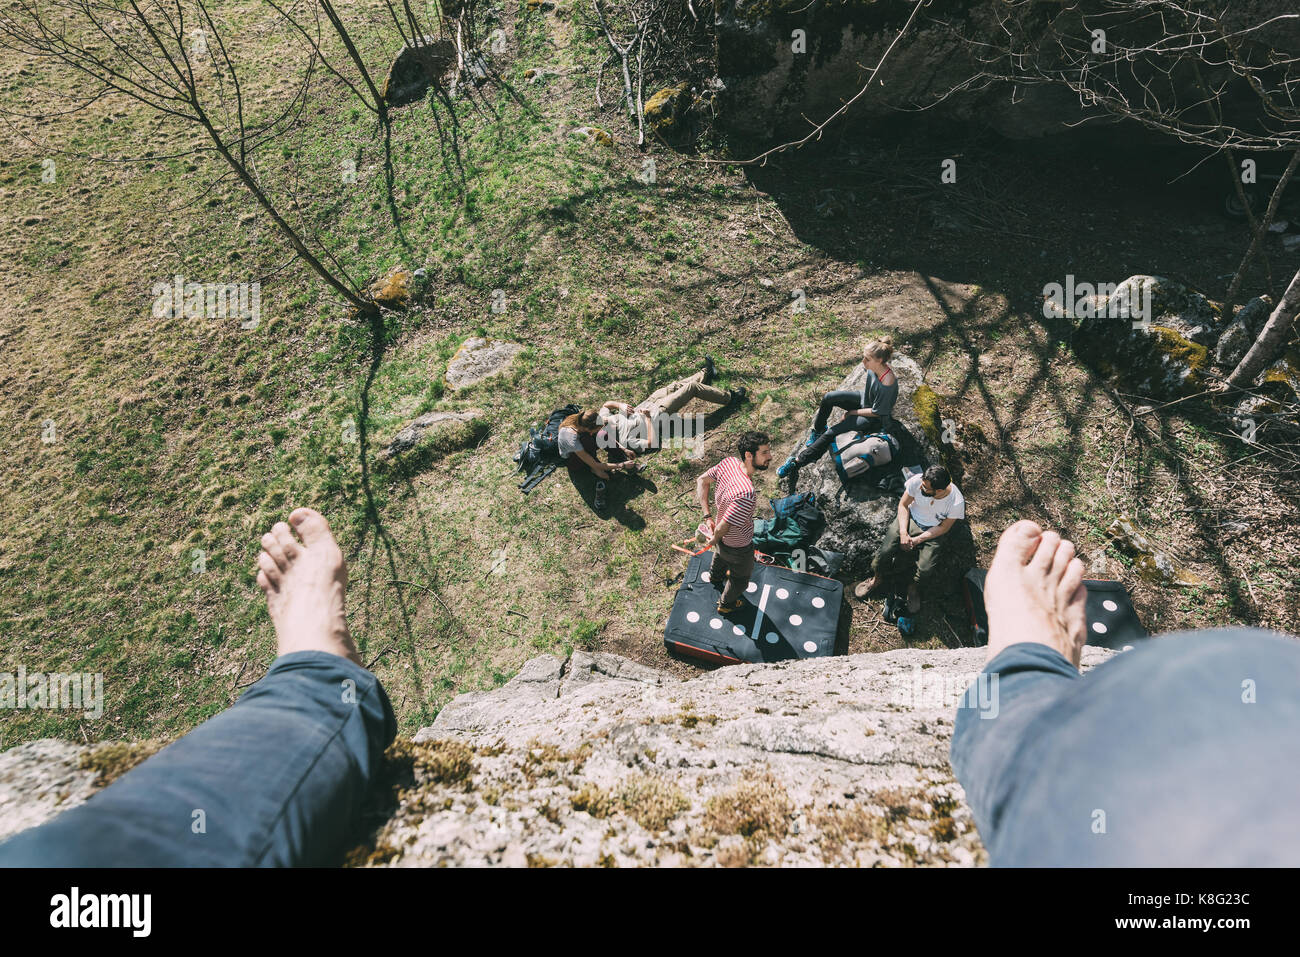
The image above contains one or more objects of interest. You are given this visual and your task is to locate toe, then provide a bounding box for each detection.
[256,568,275,593]
[1029,530,1061,572]
[1049,537,1076,581]
[1059,555,1086,605]
[261,532,289,571]
[257,550,282,588]
[271,521,301,561]
[995,520,1043,566]
[289,507,335,548]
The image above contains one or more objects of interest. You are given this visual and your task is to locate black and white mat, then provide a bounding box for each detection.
[664,551,844,665]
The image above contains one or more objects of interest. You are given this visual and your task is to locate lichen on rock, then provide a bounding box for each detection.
[643,82,691,135]
[1072,275,1216,400]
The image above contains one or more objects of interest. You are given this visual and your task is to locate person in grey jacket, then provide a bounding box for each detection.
[778,337,899,478]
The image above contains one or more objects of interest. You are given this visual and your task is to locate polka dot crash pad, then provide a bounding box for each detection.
[666,551,844,665]
[961,568,1148,650]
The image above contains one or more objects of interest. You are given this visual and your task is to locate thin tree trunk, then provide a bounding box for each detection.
[200,114,373,314]
[319,0,388,118]
[1227,266,1300,388]
[1223,148,1300,323]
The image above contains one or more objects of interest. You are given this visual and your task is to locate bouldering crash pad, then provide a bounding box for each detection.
[665,551,844,665]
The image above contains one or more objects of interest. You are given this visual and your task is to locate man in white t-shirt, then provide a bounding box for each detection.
[854,465,966,612]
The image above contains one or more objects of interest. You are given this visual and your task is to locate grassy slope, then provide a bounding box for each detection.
[2,0,1297,748]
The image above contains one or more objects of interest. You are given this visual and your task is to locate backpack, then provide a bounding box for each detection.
[831,431,899,482]
[515,403,580,492]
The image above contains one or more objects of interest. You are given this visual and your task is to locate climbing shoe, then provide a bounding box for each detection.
[776,455,799,478]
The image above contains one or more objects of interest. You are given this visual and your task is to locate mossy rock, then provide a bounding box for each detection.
[911,384,964,483]
[1235,349,1300,437]
[366,266,413,309]
[1260,350,1300,395]
[644,82,691,135]
[78,740,165,787]
[912,384,942,446]
[571,126,613,147]
[375,414,488,475]
[1073,321,1209,400]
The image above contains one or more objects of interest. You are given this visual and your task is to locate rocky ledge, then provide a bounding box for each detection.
[1,647,1116,866]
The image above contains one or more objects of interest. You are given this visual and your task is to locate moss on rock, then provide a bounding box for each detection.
[644,83,690,134]
[367,266,413,308]
[616,773,688,831]
[78,740,165,787]
[376,416,488,476]
[912,384,942,447]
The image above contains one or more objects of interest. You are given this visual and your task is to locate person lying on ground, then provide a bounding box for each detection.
[557,409,637,480]
[953,519,1300,866]
[595,357,747,457]
[854,465,965,613]
[696,431,771,615]
[778,337,897,479]
[0,508,395,867]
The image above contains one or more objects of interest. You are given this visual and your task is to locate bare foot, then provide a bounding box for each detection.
[984,520,1087,668]
[256,507,361,666]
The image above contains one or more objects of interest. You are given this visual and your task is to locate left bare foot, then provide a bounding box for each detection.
[256,508,361,666]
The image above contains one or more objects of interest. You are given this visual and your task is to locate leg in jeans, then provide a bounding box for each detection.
[0,508,396,867]
[797,389,882,466]
[952,520,1300,865]
[711,543,754,607]
[811,389,862,432]
[0,652,395,867]
[954,630,1300,866]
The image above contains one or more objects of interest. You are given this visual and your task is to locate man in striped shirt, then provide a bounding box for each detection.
[696,431,772,614]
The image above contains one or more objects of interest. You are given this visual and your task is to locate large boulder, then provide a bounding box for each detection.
[715,0,1104,141]
[786,354,942,578]
[0,648,1121,868]
[713,1,1294,142]
[382,37,456,107]
[364,646,1115,866]
[1070,275,1217,400]
[1214,295,1273,369]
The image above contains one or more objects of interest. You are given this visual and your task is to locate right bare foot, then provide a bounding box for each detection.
[256,508,361,666]
[984,520,1087,668]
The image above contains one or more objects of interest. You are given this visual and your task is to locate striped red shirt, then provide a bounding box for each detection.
[705,456,756,547]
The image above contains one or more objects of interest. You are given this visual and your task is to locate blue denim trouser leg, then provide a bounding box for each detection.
[0,651,396,867]
[952,628,1300,866]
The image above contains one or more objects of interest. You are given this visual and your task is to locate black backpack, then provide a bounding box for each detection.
[515,403,580,490]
